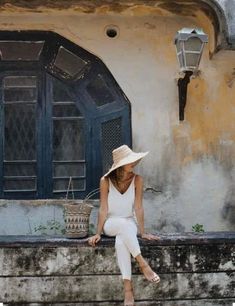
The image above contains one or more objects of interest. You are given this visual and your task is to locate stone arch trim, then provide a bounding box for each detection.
[154,0,230,53]
[0,0,232,51]
[200,0,231,50]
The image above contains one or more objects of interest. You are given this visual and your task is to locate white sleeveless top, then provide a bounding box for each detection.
[107,176,136,218]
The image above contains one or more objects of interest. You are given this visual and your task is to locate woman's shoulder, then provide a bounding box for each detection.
[134,174,143,186]
[100,176,109,186]
[100,175,109,182]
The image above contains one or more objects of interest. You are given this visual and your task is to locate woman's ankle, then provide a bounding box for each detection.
[124,279,133,290]
[124,287,134,302]
[135,255,148,268]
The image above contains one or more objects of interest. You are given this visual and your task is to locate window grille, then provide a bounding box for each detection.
[54,46,87,78]
[3,76,37,193]
[52,78,86,194]
[0,41,44,61]
[101,117,122,174]
[87,74,115,106]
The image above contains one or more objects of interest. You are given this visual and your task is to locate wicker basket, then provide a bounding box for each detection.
[64,201,93,238]
[64,178,99,238]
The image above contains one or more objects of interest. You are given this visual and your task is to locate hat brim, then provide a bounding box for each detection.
[104,151,149,177]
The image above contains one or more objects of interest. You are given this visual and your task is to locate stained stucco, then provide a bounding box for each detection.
[0,1,233,233]
[0,234,234,304]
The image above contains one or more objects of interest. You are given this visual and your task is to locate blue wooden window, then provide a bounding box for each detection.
[0,31,131,199]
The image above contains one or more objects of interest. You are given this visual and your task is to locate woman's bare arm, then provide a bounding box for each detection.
[88,177,108,246]
[134,175,145,236]
[96,177,109,235]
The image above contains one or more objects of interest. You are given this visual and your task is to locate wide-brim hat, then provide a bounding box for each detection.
[104,144,149,177]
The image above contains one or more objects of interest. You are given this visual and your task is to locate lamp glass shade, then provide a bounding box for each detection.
[175,28,208,72]
[176,40,182,53]
[176,38,205,71]
[184,37,202,52]
[185,53,201,68]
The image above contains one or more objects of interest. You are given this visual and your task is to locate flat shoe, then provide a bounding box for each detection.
[140,264,161,284]
[151,272,160,283]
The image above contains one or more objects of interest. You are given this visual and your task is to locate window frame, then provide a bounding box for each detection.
[0,31,132,199]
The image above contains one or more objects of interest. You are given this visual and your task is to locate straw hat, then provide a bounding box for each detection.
[104,144,149,177]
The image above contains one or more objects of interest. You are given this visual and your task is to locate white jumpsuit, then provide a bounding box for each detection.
[103,176,141,280]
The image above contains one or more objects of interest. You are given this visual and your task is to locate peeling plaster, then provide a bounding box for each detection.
[0,1,232,233]
[0,0,227,49]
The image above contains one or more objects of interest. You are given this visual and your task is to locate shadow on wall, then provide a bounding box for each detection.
[143,158,235,233]
[222,188,235,227]
[143,190,186,233]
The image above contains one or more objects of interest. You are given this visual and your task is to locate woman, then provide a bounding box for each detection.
[88,144,160,306]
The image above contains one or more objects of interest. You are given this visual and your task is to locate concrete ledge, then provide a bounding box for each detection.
[5,302,235,306]
[0,232,234,304]
[1,231,235,246]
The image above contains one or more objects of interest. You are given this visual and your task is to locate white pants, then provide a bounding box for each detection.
[103,217,141,280]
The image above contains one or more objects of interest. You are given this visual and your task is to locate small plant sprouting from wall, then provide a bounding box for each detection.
[89,223,96,235]
[34,220,96,236]
[192,223,205,233]
[34,220,66,235]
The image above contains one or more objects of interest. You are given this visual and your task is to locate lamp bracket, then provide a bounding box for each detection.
[177,70,193,121]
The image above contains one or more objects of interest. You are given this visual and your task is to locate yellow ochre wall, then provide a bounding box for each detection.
[0,3,234,232]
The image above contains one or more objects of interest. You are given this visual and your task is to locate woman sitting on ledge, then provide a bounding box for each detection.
[88,144,160,306]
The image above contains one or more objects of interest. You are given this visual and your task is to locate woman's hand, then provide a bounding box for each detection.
[88,234,101,247]
[141,233,160,240]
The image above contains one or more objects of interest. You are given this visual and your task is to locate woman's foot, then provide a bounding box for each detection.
[124,288,135,306]
[140,264,160,283]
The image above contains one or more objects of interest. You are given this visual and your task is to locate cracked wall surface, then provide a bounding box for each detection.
[0,1,234,233]
[0,234,234,304]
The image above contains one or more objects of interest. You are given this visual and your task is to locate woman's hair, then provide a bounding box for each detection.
[107,167,124,186]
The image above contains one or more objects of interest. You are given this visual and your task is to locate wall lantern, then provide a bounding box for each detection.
[174,28,208,121]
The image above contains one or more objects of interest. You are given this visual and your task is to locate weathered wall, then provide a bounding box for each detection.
[0,1,234,233]
[217,0,235,45]
[0,233,234,305]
